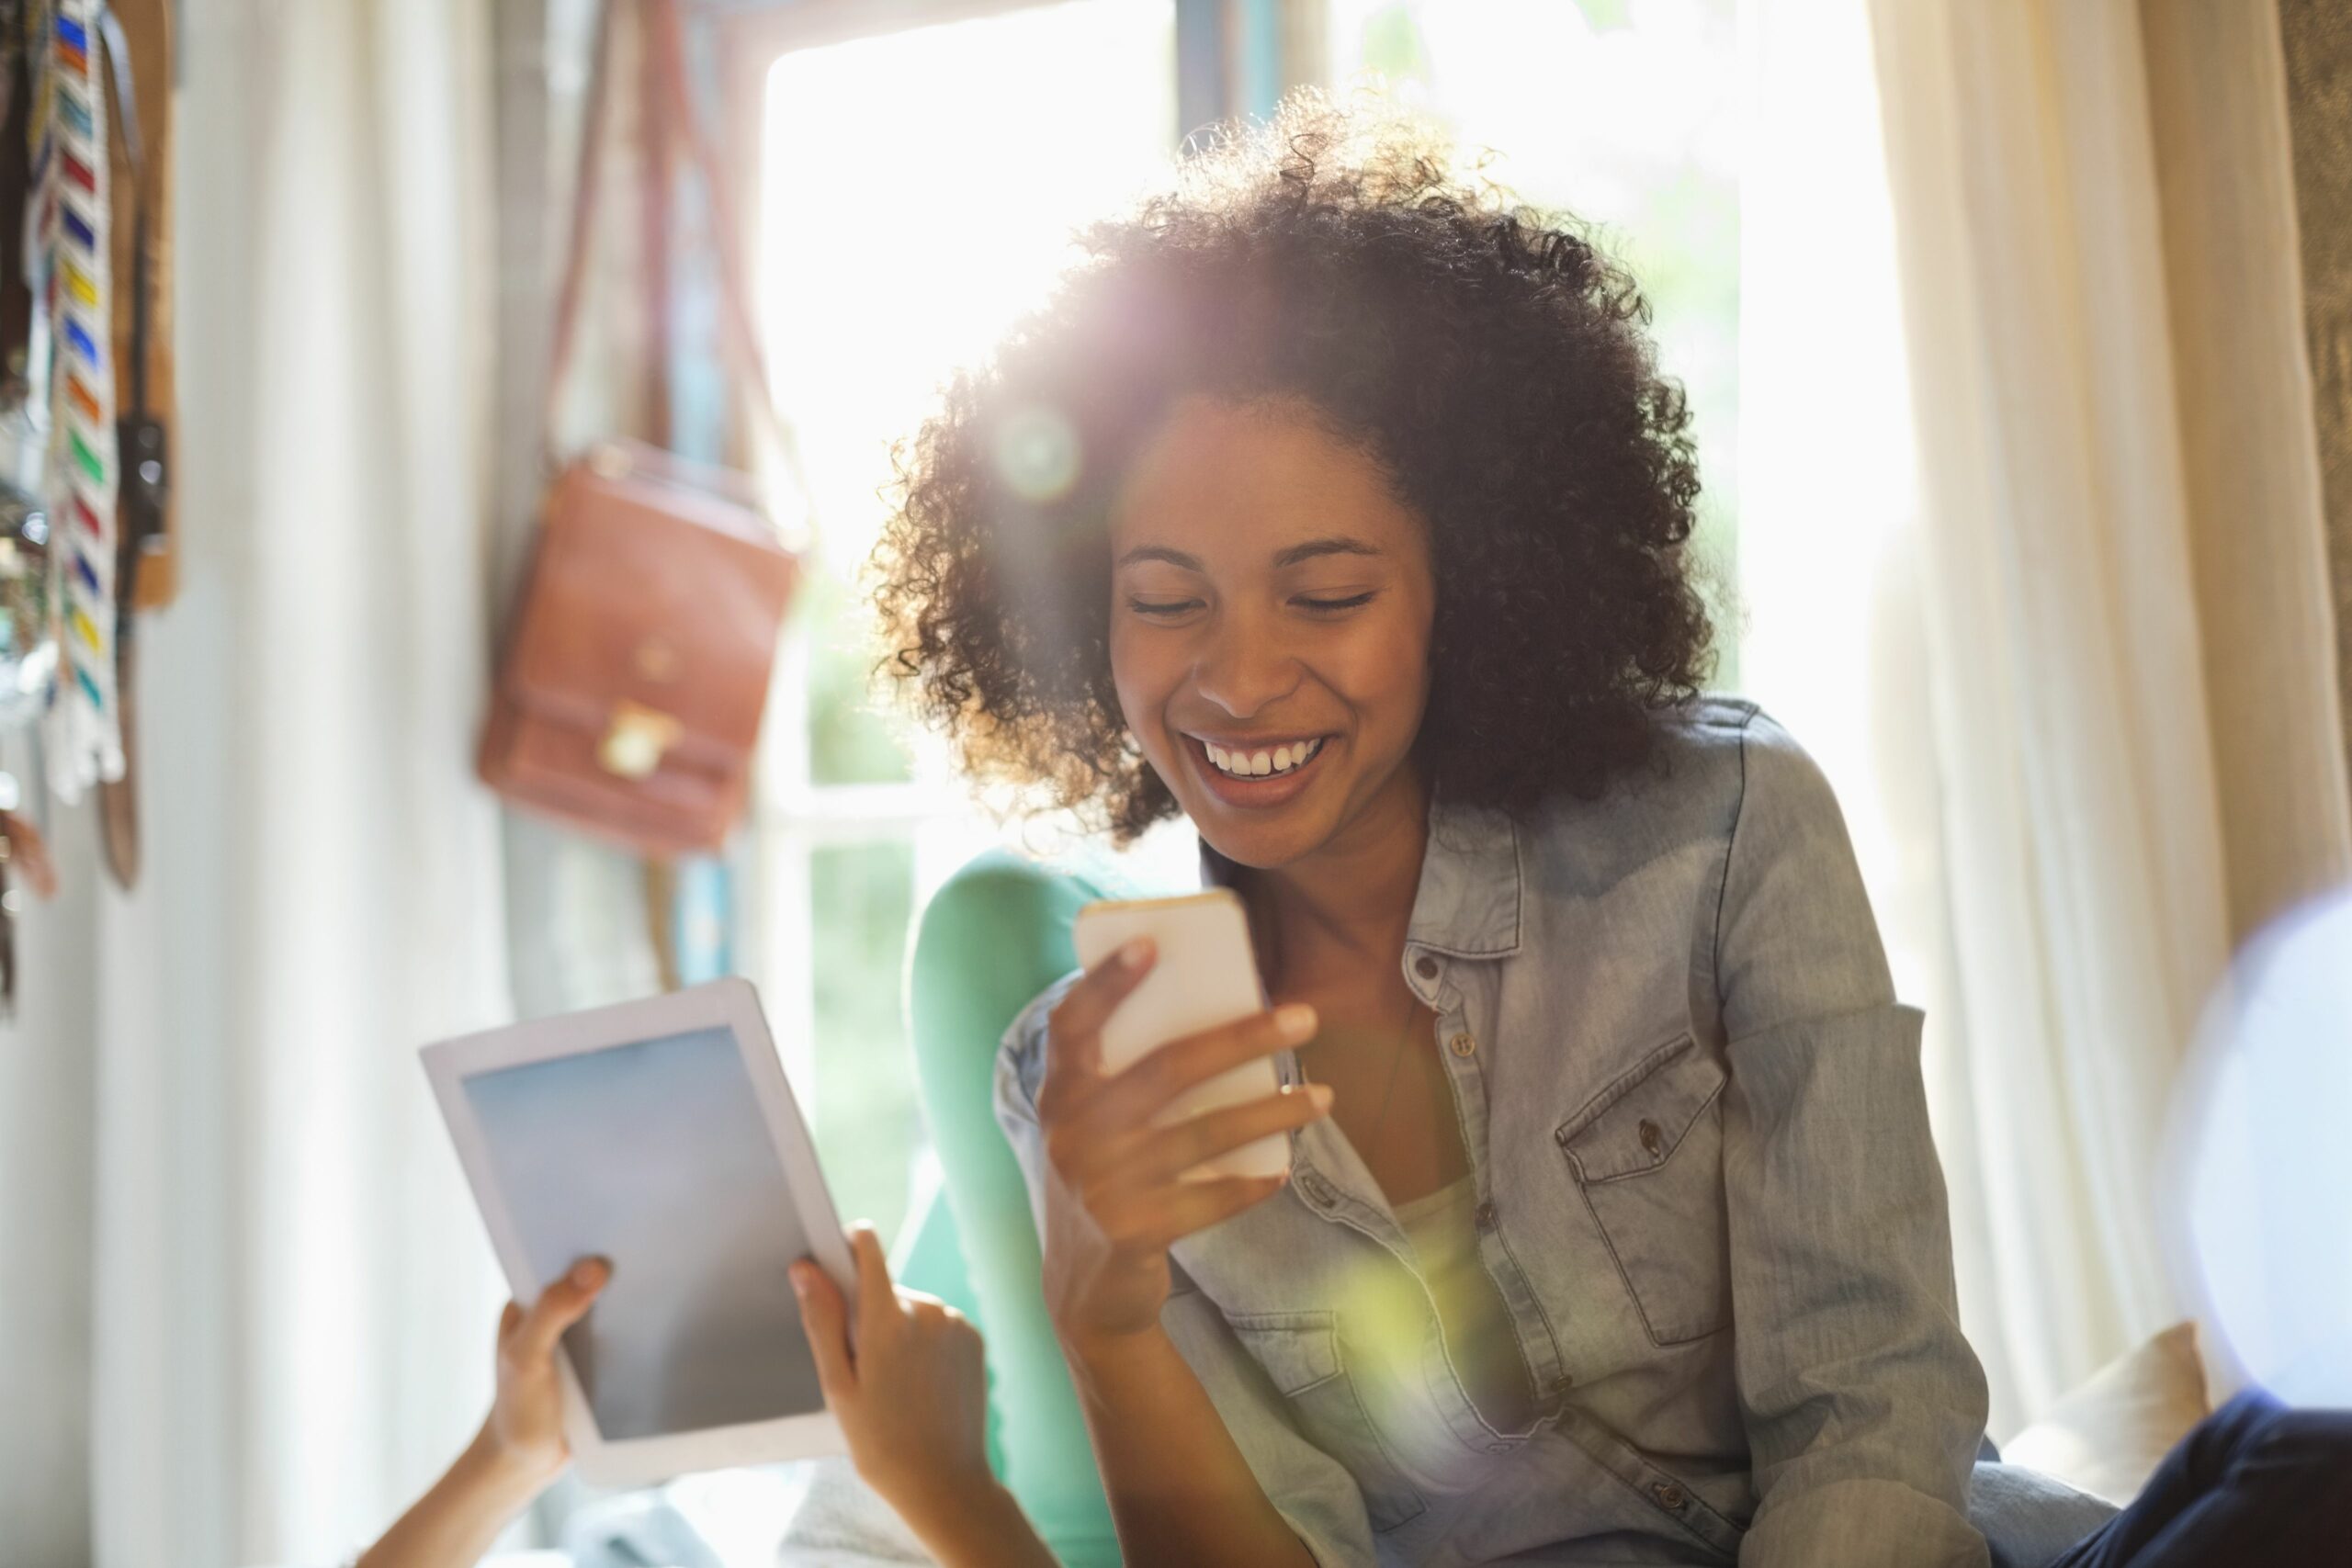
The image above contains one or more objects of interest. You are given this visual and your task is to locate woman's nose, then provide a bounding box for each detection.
[1191,619,1301,718]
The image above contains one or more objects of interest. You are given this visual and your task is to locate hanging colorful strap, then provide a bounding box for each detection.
[38,0,120,797]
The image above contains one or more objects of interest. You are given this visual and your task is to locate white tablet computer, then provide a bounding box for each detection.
[421,976,855,1488]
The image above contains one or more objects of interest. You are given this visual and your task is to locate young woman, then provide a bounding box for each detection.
[863,91,2352,1568]
[366,87,2345,1568]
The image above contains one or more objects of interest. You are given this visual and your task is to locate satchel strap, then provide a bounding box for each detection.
[542,0,809,537]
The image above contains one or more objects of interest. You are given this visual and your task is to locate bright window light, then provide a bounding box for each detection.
[751,1,1184,1264]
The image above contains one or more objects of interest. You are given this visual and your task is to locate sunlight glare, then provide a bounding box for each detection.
[758,1,1176,575]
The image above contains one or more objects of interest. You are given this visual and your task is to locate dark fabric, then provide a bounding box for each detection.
[2048,1391,2352,1568]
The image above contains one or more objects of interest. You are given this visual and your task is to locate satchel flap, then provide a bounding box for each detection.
[501,446,799,761]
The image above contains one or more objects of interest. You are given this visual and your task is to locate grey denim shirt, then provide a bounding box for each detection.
[995,696,1992,1567]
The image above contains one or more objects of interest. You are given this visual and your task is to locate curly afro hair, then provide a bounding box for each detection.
[870,88,1723,843]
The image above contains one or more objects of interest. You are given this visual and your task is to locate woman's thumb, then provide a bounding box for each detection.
[516,1257,610,1363]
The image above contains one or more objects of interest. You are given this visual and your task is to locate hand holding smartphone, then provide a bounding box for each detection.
[1069,888,1295,1181]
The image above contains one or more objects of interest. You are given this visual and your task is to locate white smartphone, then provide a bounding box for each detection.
[1070,887,1293,1181]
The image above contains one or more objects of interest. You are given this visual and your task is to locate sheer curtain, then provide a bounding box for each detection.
[1740,0,2349,1438]
[85,3,512,1564]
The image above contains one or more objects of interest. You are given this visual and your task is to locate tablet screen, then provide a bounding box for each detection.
[461,1024,824,1439]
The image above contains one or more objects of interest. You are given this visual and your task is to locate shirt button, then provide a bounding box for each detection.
[1551,1372,1574,1393]
[1638,1118,1665,1160]
[1474,1201,1497,1229]
[1449,1032,1476,1057]
[1651,1481,1687,1511]
[1414,954,1439,980]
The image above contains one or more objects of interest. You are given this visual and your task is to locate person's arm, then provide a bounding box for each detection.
[792,1224,1057,1568]
[356,1258,610,1568]
[990,953,1340,1568]
[1714,710,1990,1568]
[1059,1321,1314,1565]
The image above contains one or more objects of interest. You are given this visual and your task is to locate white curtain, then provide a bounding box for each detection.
[84,3,512,1565]
[1739,0,2349,1438]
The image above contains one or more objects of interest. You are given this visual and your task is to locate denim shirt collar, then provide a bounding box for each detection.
[1193,792,1524,962]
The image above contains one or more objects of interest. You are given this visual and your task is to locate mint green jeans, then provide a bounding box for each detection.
[901,849,1123,1567]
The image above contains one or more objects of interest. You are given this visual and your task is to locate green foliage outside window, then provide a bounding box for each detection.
[809,840,922,1247]
[805,554,914,787]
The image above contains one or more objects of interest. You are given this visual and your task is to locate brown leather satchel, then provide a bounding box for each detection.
[479,0,801,858]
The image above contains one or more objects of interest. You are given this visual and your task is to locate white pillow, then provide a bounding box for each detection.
[2001,1321,2210,1506]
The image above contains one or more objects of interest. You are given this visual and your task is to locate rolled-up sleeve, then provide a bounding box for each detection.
[992,980,1078,1242]
[990,994,1374,1568]
[1713,711,1991,1568]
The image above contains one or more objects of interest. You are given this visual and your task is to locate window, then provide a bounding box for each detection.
[744,0,1192,1256]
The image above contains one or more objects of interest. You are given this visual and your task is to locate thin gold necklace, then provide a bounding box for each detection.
[1298,980,1422,1158]
[1247,876,1423,1156]
[1359,983,1423,1157]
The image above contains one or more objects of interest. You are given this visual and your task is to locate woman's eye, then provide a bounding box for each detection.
[1296,592,1376,614]
[1126,597,1201,618]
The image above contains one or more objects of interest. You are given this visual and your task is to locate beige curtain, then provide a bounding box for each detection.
[80,3,514,1565]
[1740,0,2348,1435]
[1835,0,2350,1430]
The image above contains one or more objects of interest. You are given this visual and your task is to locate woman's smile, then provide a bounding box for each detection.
[1184,731,1335,807]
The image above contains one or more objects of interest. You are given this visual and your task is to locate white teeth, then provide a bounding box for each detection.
[1203,738,1322,778]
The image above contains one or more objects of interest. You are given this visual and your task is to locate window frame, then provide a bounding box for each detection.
[710,0,1197,1213]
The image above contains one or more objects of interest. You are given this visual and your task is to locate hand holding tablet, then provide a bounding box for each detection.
[788,1224,1042,1549]
[487,1255,614,1484]
[422,976,856,1488]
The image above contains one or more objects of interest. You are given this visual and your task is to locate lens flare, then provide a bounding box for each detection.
[993,404,1082,502]
[2162,884,2352,1406]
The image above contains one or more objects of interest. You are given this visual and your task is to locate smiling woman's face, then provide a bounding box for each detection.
[1106,395,1437,870]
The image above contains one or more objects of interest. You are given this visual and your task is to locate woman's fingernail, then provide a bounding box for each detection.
[788,1264,810,1297]
[1275,1003,1317,1041]
[1118,937,1154,971]
[570,1259,601,1287]
[1307,1083,1335,1111]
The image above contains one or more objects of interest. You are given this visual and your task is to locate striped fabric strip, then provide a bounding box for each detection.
[38,0,123,796]
[68,427,103,480]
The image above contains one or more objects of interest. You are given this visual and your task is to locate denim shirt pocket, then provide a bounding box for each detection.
[1555,1033,1732,1347]
[1227,1310,1430,1534]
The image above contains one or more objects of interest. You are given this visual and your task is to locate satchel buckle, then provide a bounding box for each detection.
[598,699,683,780]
